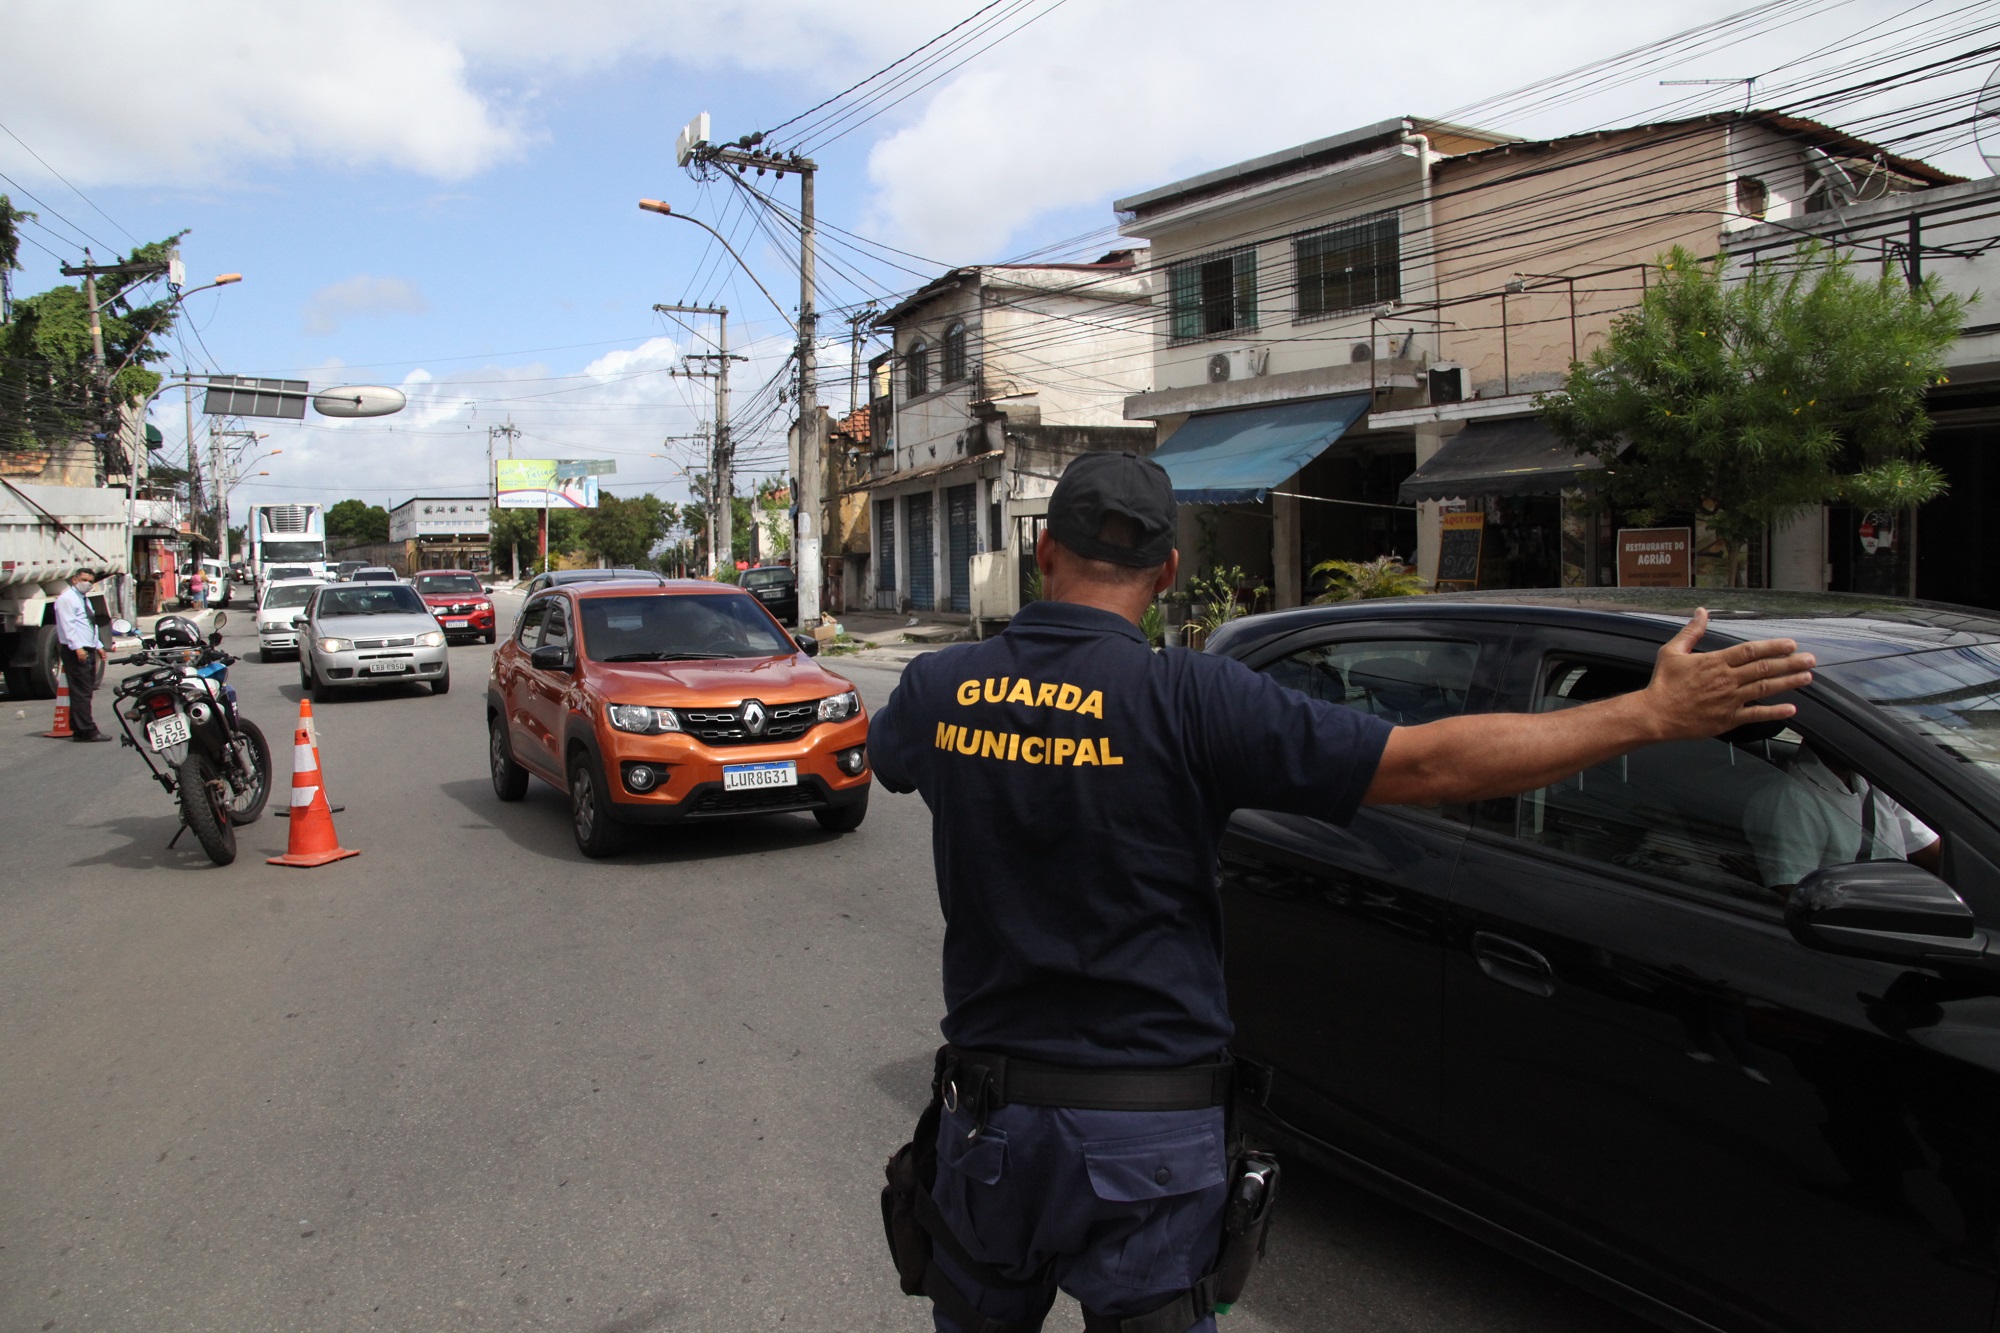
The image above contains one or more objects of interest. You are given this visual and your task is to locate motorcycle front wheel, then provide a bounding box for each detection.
[227,718,273,824]
[178,750,237,865]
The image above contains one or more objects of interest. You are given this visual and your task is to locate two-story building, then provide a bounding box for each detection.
[858,253,1155,623]
[1116,112,1959,604]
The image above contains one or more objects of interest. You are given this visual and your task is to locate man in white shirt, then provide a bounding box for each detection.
[1745,742,1940,890]
[53,568,110,742]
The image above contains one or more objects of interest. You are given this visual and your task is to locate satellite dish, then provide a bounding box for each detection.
[1979,62,2000,177]
[312,385,407,418]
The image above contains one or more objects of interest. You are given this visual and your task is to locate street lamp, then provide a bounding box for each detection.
[636,200,796,333]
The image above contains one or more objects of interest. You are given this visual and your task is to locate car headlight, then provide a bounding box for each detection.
[607,703,682,734]
[316,637,353,653]
[476,601,491,612]
[818,690,860,722]
[416,630,446,648]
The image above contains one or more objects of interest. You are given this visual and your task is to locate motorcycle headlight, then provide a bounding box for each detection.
[818,690,860,722]
[416,631,446,648]
[316,637,353,654]
[607,703,682,734]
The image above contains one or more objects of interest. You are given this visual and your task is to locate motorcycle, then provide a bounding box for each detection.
[108,613,273,866]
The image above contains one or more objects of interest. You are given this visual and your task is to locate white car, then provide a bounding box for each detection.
[256,578,324,662]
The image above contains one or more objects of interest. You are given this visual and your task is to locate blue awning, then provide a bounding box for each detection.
[1151,394,1372,503]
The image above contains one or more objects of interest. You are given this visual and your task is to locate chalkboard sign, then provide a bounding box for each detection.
[1436,512,1484,586]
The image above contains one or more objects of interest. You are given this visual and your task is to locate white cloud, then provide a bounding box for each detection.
[301,275,429,335]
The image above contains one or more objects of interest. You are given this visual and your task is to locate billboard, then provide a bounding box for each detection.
[495,460,600,509]
[390,497,491,541]
[204,375,309,420]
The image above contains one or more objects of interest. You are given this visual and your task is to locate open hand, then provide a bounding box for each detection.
[1644,609,1815,743]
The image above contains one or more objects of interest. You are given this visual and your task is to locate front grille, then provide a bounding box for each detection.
[688,785,827,815]
[678,701,818,746]
[358,651,414,661]
[352,637,415,650]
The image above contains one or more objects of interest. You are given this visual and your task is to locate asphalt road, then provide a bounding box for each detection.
[0,596,1651,1333]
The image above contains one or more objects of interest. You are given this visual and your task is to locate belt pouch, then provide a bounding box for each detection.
[1212,1150,1281,1307]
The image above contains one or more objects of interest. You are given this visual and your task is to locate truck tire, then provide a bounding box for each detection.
[24,626,59,699]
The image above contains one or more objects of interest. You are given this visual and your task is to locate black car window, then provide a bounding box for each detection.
[580,594,793,661]
[540,601,571,653]
[515,597,549,646]
[1261,638,1479,724]
[1498,656,1937,906]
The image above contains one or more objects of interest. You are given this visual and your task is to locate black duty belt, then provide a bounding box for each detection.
[941,1045,1232,1115]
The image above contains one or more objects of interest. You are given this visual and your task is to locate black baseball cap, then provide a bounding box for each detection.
[1047,451,1177,568]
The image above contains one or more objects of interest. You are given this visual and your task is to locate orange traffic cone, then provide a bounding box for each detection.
[274,698,343,817]
[268,704,358,868]
[44,670,73,738]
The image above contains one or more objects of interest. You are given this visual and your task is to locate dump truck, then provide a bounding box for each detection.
[0,481,129,698]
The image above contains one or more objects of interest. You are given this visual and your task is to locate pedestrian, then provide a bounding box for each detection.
[869,451,1814,1333]
[190,565,207,611]
[54,567,111,743]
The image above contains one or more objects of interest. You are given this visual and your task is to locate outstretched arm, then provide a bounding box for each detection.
[1365,609,1816,807]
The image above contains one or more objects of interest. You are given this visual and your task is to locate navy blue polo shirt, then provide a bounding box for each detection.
[869,599,1392,1068]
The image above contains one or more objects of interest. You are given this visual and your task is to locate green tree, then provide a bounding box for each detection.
[1541,243,1964,585]
[489,505,584,564]
[325,498,391,543]
[754,475,792,559]
[581,492,672,566]
[0,227,189,466]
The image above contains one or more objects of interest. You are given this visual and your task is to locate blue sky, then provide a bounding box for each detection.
[3,0,1991,524]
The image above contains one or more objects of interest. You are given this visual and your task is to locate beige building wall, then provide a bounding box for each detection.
[1427,127,1731,397]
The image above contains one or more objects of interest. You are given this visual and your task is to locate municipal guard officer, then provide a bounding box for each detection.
[868,452,1813,1333]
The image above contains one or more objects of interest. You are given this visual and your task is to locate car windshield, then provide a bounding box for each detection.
[414,573,482,594]
[268,566,310,581]
[742,568,793,589]
[581,594,793,661]
[260,542,322,562]
[317,585,426,617]
[1825,641,2000,796]
[262,584,318,610]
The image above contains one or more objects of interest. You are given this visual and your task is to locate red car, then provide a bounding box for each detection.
[411,569,497,643]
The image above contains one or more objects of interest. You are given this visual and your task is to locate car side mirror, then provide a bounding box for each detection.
[1787,861,1995,968]
[793,632,820,657]
[530,644,572,671]
[291,615,307,629]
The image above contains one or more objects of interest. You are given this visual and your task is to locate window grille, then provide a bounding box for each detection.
[1168,248,1257,342]
[907,339,930,398]
[1294,214,1400,320]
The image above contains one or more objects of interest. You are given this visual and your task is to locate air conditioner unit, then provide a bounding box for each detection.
[1429,364,1466,405]
[1208,347,1270,383]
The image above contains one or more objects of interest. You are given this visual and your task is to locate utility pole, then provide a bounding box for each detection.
[678,125,818,612]
[487,419,519,578]
[655,302,743,576]
[847,305,877,416]
[62,252,170,483]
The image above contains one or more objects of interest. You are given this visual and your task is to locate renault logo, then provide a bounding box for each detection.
[742,700,768,736]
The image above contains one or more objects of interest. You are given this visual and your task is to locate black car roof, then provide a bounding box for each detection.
[1203,588,2000,668]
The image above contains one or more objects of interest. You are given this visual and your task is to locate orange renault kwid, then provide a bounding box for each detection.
[486,577,870,856]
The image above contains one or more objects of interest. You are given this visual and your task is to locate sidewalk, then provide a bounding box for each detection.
[826,609,973,665]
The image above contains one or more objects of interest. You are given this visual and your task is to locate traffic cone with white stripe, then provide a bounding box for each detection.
[43,670,73,738]
[268,702,358,868]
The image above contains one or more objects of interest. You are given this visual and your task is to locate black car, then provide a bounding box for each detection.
[521,568,662,597]
[1205,588,2000,1333]
[741,565,798,626]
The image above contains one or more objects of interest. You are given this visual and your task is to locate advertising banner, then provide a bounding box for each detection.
[495,460,599,509]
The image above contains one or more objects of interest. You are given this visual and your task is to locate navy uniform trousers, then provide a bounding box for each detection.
[928,1101,1228,1333]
